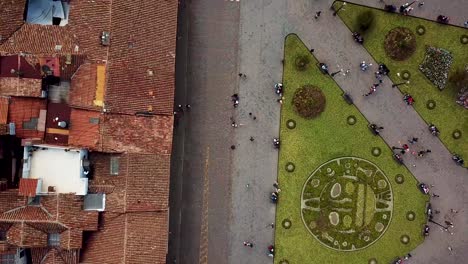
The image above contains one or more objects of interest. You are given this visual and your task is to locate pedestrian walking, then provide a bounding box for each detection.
[310,48,315,53]
[231,121,238,128]
[268,223,275,228]
[409,137,418,144]
[418,1,424,7]
[431,193,440,198]
[314,11,321,19]
[249,112,252,117]
[177,104,184,113]
[238,73,246,78]
[230,145,236,150]
[250,136,254,142]
[273,181,279,189]
[185,104,191,111]
[464,21,468,27]
[243,241,253,247]
[445,220,453,227]
[450,209,458,213]
[448,246,452,251]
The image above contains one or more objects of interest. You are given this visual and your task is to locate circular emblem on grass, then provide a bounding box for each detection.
[395,174,404,184]
[416,25,425,35]
[282,219,292,229]
[286,119,296,129]
[426,100,436,110]
[461,35,468,44]
[285,162,295,172]
[452,129,462,139]
[279,260,289,264]
[368,258,378,264]
[400,70,411,80]
[347,115,357,125]
[371,147,381,157]
[301,157,393,251]
[400,235,410,244]
[292,85,326,119]
[406,211,415,221]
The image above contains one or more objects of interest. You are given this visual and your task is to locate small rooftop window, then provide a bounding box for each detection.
[47,233,60,246]
[110,156,119,176]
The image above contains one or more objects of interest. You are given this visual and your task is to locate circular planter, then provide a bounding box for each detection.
[416,25,426,35]
[286,119,296,129]
[369,258,378,264]
[426,100,436,110]
[401,70,411,80]
[400,235,410,244]
[452,129,462,139]
[282,219,292,229]
[371,147,381,157]
[285,162,295,172]
[395,174,405,184]
[406,211,415,221]
[347,115,357,125]
[461,35,468,44]
[279,260,289,264]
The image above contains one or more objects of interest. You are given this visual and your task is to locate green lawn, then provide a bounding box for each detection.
[274,34,428,264]
[337,2,468,158]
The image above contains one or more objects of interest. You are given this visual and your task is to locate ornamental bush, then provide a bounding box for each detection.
[356,10,375,31]
[292,85,326,119]
[384,27,416,61]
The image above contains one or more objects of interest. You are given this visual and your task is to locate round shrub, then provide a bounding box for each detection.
[406,211,415,221]
[285,162,295,172]
[282,219,292,229]
[384,27,417,61]
[400,235,410,244]
[347,115,357,125]
[395,174,404,184]
[426,100,436,110]
[356,10,375,32]
[452,129,462,139]
[416,25,426,35]
[295,55,310,71]
[461,35,468,44]
[368,259,378,264]
[279,260,289,264]
[292,85,326,119]
[286,119,296,129]
[372,147,381,157]
[401,70,411,80]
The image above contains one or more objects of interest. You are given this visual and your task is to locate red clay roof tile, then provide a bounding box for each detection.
[18,178,39,197]
[0,96,8,124]
[68,109,101,149]
[104,0,177,115]
[0,24,82,56]
[8,97,46,139]
[69,63,99,109]
[0,0,26,45]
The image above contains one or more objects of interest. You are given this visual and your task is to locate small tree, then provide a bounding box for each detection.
[357,11,375,31]
[449,68,468,91]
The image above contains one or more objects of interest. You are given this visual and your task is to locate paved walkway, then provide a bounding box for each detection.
[229,1,468,264]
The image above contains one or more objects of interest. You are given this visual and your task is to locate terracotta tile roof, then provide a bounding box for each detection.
[8,97,46,139]
[67,0,112,61]
[0,24,82,56]
[18,178,39,197]
[0,96,8,124]
[68,109,101,149]
[59,54,86,81]
[80,211,168,264]
[0,190,26,213]
[99,114,173,154]
[0,77,43,97]
[104,0,177,115]
[0,0,26,45]
[0,206,53,222]
[125,154,170,212]
[69,63,99,109]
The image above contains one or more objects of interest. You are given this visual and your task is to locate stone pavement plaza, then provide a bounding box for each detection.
[168,0,468,264]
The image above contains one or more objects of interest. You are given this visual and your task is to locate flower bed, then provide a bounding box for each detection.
[419,46,453,90]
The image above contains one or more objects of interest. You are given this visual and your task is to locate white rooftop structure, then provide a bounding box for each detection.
[26,0,70,26]
[22,145,88,195]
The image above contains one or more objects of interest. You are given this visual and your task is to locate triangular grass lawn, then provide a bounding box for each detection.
[274,34,428,264]
[337,2,467,158]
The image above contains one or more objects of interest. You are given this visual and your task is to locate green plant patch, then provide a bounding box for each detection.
[338,3,468,159]
[292,85,326,119]
[419,46,453,90]
[461,35,468,44]
[347,115,357,125]
[286,119,296,129]
[400,70,411,80]
[285,162,296,172]
[295,55,310,71]
[395,174,405,184]
[426,100,436,110]
[275,34,427,264]
[369,258,378,264]
[452,129,462,139]
[416,25,425,36]
[406,211,416,221]
[282,219,292,229]
[400,235,410,244]
[372,147,382,157]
